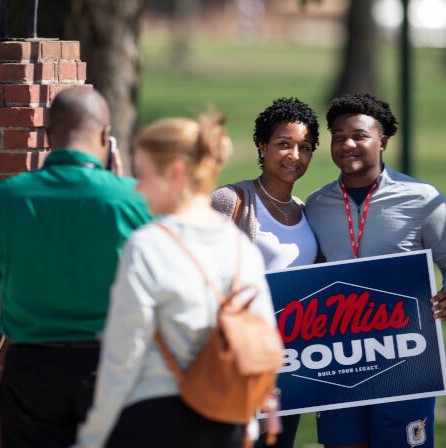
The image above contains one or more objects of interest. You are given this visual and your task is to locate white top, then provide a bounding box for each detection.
[73,216,276,448]
[255,195,318,271]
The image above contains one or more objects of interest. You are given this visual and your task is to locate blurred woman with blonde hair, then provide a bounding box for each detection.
[73,114,277,448]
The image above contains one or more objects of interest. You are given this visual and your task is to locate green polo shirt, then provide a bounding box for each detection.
[0,149,152,343]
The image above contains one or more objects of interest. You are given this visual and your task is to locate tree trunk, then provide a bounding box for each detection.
[332,0,378,97]
[65,0,146,174]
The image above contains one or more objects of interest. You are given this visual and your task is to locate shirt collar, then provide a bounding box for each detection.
[336,163,390,191]
[44,149,104,169]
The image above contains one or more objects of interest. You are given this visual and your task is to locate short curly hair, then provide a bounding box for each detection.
[326,93,398,137]
[253,97,320,168]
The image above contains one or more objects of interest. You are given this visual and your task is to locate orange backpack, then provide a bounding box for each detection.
[155,224,283,441]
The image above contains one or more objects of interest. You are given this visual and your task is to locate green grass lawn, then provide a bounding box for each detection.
[137,30,446,447]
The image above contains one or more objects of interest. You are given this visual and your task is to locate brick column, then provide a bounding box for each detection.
[0,39,90,179]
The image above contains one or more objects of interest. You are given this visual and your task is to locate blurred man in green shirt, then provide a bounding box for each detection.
[0,87,152,447]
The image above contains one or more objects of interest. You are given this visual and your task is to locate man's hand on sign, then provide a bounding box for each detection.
[431,288,446,322]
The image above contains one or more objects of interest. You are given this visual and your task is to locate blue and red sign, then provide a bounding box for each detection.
[265,250,446,416]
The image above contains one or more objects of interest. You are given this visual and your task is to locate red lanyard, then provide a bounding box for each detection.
[341,180,378,258]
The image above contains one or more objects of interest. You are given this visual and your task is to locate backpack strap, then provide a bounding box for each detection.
[155,223,241,304]
[154,223,242,375]
[154,331,184,380]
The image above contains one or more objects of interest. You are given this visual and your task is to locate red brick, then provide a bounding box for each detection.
[0,42,33,62]
[0,107,48,127]
[0,41,83,63]
[3,129,48,149]
[49,84,93,102]
[29,41,41,61]
[57,62,78,82]
[48,84,71,102]
[0,152,28,172]
[0,150,48,172]
[34,63,56,82]
[0,63,34,82]
[39,41,62,61]
[61,41,80,60]
[77,62,87,82]
[4,85,50,105]
[3,84,94,107]
[0,38,87,177]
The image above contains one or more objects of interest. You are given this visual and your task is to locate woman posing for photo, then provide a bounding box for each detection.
[212,97,320,448]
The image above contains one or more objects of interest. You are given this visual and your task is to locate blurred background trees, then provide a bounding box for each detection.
[5,0,446,174]
[5,0,329,172]
[332,0,378,96]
